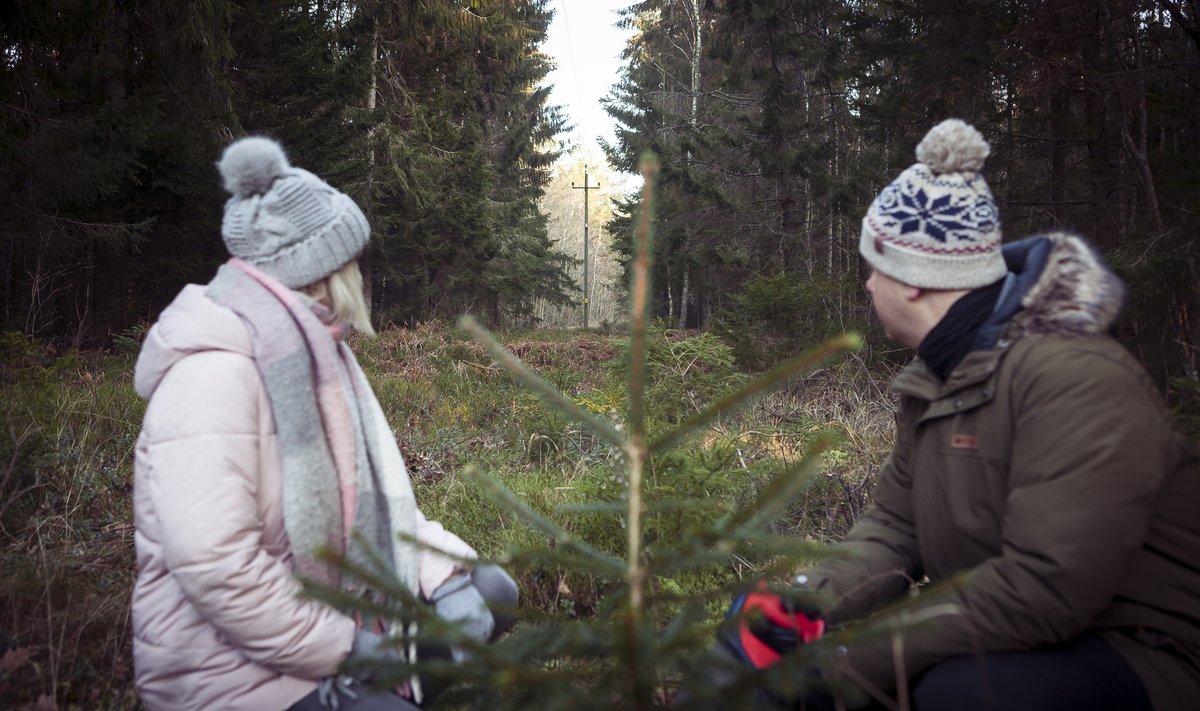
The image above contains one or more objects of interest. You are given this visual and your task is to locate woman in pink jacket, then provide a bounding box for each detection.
[132,137,516,711]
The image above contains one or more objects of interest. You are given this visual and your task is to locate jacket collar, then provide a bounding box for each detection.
[891,232,1124,405]
[892,347,1004,402]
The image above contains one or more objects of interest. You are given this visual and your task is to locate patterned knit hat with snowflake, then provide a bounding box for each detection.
[859,119,1006,289]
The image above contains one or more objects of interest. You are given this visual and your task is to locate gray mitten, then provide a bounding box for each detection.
[430,572,495,662]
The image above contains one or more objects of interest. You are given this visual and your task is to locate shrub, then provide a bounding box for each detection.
[711,272,863,371]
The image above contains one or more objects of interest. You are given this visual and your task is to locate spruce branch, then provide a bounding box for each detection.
[311,531,424,608]
[628,152,659,442]
[555,498,721,515]
[620,152,661,709]
[723,438,832,533]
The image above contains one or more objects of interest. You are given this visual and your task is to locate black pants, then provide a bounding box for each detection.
[909,633,1152,711]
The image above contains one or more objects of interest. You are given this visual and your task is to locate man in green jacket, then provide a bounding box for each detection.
[767,120,1200,710]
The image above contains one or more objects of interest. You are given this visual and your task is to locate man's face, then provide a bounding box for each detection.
[865,269,917,348]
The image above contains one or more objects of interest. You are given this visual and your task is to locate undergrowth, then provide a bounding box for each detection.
[1,333,143,710]
[0,325,896,709]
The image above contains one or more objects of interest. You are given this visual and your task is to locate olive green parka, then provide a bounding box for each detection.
[809,233,1200,710]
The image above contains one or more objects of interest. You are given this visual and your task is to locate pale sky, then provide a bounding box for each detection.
[542,0,635,161]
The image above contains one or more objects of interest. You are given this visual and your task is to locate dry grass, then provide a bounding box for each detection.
[689,352,898,543]
[769,355,899,541]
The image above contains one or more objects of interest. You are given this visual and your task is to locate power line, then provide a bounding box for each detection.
[556,0,586,136]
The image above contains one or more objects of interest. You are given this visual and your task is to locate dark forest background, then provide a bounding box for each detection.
[3,0,1199,386]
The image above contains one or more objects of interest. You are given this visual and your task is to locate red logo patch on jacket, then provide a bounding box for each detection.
[950,433,979,450]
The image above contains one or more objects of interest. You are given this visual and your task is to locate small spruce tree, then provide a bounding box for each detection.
[308,154,886,710]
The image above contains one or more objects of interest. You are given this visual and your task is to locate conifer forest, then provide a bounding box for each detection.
[2,0,1200,707]
[1,0,1196,379]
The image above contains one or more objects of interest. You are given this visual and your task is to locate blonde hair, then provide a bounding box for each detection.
[303,260,376,336]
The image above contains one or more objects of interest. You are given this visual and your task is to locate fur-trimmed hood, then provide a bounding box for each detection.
[989,232,1127,341]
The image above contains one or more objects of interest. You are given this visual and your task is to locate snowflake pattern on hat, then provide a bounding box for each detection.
[874,174,999,244]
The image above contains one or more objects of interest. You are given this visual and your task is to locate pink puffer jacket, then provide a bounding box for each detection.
[132,284,476,711]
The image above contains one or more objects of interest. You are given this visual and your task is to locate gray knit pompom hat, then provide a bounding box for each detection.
[859,119,1006,289]
[217,136,370,289]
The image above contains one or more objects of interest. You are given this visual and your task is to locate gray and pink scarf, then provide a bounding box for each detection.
[206,258,419,596]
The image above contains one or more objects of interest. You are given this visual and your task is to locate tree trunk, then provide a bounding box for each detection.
[362,20,380,314]
[680,268,690,328]
[1120,23,1166,235]
[1048,90,1068,225]
[684,0,701,165]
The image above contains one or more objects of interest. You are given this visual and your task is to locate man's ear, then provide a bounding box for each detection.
[903,284,924,302]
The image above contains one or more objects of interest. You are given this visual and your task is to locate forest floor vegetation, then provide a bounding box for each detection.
[1,324,898,708]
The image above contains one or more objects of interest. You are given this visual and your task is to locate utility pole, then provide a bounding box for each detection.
[572,167,601,328]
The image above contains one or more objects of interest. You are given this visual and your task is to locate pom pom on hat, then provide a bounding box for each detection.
[218,135,370,288]
[915,119,990,175]
[218,136,290,198]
